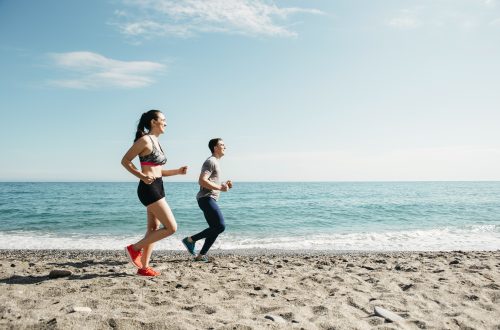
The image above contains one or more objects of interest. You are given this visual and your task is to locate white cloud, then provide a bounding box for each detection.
[480,0,497,6]
[490,17,500,25]
[386,7,423,29]
[114,0,323,39]
[48,51,165,89]
[387,1,499,30]
[387,17,421,29]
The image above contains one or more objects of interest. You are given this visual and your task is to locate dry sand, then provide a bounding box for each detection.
[1,249,499,329]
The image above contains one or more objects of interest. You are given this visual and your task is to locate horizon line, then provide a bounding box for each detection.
[1,180,499,183]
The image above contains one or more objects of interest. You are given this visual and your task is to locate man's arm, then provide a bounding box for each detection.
[198,172,228,192]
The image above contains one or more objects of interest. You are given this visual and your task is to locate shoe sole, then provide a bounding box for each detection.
[182,240,196,256]
[137,272,160,277]
[137,268,161,276]
[124,246,141,269]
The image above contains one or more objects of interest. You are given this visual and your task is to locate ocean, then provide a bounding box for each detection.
[0,182,499,251]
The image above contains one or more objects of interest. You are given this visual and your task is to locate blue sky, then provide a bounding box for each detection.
[1,0,499,181]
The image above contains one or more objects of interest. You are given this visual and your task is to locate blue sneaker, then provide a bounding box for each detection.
[182,237,196,256]
[194,255,209,263]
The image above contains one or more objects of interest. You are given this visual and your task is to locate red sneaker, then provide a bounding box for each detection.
[137,267,160,277]
[125,245,142,269]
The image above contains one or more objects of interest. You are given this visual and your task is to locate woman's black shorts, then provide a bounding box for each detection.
[137,177,165,206]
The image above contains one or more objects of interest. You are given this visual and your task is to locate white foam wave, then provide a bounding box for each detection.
[1,225,499,251]
[222,226,500,251]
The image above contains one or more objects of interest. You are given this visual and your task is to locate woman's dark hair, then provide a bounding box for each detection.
[135,110,161,142]
[208,138,222,153]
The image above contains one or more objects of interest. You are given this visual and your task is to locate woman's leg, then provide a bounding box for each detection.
[133,198,177,258]
[140,209,161,268]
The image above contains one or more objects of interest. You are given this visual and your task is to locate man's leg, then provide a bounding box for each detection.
[193,197,225,255]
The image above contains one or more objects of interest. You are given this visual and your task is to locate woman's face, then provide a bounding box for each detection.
[152,113,167,134]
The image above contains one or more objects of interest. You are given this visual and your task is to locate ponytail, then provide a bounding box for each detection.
[134,110,161,142]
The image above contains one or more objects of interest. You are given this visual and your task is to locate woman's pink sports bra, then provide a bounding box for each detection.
[139,135,167,166]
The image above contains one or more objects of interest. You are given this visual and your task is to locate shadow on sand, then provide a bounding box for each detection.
[0,271,131,285]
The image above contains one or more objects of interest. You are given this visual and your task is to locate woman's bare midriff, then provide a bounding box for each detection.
[141,165,162,178]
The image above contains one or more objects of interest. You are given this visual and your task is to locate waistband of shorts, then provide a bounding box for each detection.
[139,177,163,183]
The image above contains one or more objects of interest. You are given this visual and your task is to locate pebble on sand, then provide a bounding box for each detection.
[374,306,405,323]
[49,269,72,279]
[264,314,286,324]
[69,306,92,313]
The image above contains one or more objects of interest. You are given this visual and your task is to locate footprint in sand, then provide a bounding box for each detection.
[312,305,329,316]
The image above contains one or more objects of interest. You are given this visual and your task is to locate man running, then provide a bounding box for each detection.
[182,138,232,262]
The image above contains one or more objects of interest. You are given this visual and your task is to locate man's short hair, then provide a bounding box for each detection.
[209,138,222,153]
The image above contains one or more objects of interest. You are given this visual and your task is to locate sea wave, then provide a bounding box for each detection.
[1,225,499,251]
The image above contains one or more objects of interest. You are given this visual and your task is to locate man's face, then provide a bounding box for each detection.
[215,140,226,156]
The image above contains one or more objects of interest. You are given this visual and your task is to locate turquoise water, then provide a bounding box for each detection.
[0,182,499,251]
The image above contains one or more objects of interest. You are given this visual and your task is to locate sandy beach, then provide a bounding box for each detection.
[0,249,499,329]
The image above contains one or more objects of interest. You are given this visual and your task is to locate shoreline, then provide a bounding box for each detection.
[1,250,499,329]
[1,248,500,256]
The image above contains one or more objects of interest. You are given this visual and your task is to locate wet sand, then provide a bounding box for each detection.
[1,249,499,329]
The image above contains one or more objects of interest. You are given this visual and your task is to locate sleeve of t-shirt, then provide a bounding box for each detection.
[200,158,216,176]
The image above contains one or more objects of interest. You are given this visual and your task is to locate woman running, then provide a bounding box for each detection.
[121,109,188,276]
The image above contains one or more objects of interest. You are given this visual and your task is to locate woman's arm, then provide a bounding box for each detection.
[121,137,152,183]
[162,166,188,177]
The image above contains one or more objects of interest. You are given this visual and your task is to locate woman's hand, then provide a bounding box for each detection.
[178,166,188,175]
[226,180,233,189]
[141,175,155,185]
